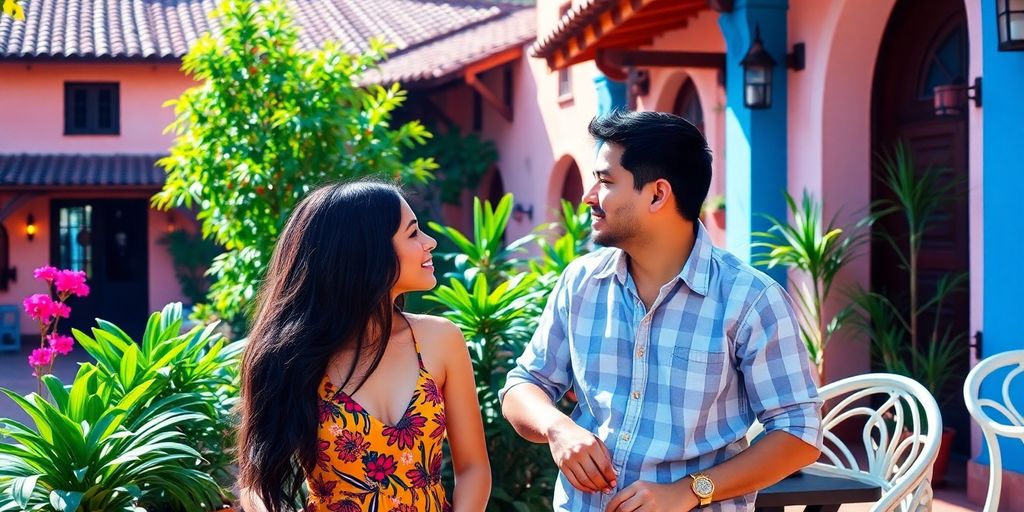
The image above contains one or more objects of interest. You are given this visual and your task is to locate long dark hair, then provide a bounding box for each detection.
[238,180,406,511]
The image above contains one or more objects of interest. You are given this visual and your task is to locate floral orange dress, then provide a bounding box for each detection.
[306,334,449,512]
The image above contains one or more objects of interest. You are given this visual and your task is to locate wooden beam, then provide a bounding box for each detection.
[602,50,726,69]
[595,50,629,81]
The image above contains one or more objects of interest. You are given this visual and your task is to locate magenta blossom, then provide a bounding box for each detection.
[48,334,74,356]
[23,294,72,324]
[33,266,59,282]
[28,347,55,367]
[55,270,89,297]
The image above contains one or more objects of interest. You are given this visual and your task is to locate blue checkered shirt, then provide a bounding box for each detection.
[499,224,822,511]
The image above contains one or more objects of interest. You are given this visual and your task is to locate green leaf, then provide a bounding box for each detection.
[49,490,83,512]
[10,474,40,507]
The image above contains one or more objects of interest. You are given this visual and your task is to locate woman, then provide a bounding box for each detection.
[238,181,491,512]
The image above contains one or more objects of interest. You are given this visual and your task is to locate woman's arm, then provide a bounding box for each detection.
[438,320,491,511]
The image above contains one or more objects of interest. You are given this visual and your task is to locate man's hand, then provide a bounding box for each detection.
[604,480,697,512]
[547,417,617,493]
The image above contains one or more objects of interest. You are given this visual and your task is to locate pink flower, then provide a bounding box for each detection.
[28,347,55,367]
[33,266,59,282]
[55,270,89,297]
[23,293,53,320]
[48,334,74,356]
[51,301,71,319]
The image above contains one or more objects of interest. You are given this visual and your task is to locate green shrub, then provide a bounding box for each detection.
[421,196,590,511]
[0,304,241,511]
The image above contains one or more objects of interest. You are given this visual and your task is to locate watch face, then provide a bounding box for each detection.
[694,477,714,496]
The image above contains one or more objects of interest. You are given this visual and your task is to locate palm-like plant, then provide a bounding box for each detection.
[529,200,592,280]
[419,196,588,511]
[0,372,222,511]
[72,303,244,491]
[850,141,968,403]
[427,195,534,285]
[753,190,872,384]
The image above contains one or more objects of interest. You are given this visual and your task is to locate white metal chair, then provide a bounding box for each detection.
[748,373,942,511]
[964,349,1024,512]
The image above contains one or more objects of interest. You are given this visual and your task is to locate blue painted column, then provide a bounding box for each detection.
[980,0,1024,474]
[718,0,789,284]
[594,74,626,115]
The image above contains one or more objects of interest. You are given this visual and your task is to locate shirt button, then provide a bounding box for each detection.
[622,433,631,441]
[636,348,644,358]
[632,391,641,400]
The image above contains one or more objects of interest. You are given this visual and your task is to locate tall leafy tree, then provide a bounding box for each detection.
[154,0,436,330]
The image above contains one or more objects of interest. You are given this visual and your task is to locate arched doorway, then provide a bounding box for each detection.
[485,166,506,206]
[0,224,9,291]
[560,160,583,206]
[673,78,704,135]
[872,0,970,457]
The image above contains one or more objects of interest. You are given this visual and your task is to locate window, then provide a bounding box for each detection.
[557,3,573,100]
[57,205,93,276]
[64,83,120,135]
[919,24,967,99]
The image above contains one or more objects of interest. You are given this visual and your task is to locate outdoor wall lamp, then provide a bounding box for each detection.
[740,26,805,110]
[25,213,36,241]
[997,0,1024,51]
[933,77,982,116]
[166,211,178,233]
[512,203,533,222]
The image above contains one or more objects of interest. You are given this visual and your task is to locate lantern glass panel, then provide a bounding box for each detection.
[745,84,770,109]
[745,66,768,84]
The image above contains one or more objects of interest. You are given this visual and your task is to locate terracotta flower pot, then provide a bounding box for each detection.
[931,427,957,486]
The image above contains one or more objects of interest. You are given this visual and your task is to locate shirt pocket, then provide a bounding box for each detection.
[667,347,727,415]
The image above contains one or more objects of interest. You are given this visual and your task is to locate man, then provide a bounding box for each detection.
[499,110,822,511]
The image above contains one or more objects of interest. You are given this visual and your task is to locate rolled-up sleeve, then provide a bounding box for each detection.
[498,268,574,404]
[734,283,823,449]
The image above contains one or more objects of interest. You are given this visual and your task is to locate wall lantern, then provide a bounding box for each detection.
[739,26,805,110]
[740,26,776,109]
[512,203,534,222]
[933,77,982,116]
[26,213,37,241]
[166,211,178,233]
[997,0,1024,51]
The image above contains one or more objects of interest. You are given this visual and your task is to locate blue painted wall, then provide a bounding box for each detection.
[979,0,1024,474]
[594,75,626,115]
[718,0,789,284]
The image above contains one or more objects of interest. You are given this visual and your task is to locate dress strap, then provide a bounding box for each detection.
[402,313,426,371]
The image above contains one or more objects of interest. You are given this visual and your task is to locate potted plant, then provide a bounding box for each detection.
[752,190,873,385]
[850,142,967,485]
[701,194,726,229]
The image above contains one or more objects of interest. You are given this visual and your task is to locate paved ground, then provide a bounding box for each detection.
[0,339,93,428]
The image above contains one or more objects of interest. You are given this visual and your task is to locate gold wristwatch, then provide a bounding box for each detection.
[689,472,714,508]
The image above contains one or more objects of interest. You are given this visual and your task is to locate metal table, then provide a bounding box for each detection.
[754,466,883,512]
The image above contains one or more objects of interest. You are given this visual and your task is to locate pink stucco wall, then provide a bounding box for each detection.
[787,0,985,388]
[640,9,727,247]
[0,193,190,335]
[787,0,898,383]
[0,61,196,334]
[0,62,194,153]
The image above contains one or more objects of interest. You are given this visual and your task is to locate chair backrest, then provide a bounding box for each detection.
[815,373,941,512]
[963,349,1024,512]
[0,304,20,352]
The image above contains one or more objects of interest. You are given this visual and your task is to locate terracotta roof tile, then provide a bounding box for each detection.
[0,154,165,188]
[0,0,535,84]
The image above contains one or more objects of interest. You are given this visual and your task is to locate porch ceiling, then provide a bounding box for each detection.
[530,0,710,70]
[0,154,165,190]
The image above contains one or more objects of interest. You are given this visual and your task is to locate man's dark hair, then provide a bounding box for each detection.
[588,110,712,222]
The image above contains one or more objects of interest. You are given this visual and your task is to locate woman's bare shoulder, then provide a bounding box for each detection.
[405,313,465,347]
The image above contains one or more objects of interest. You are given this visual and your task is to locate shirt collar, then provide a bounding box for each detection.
[591,221,712,296]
